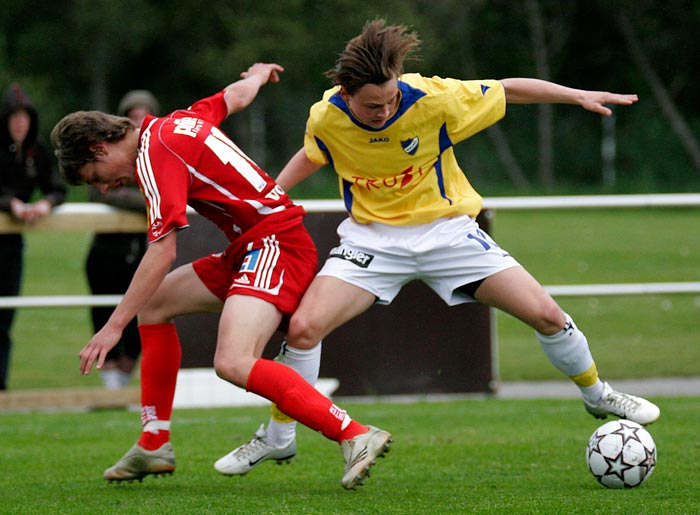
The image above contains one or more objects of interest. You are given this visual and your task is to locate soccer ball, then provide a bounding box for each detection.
[586,420,656,489]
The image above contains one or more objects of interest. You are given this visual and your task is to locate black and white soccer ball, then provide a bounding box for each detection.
[586,419,656,489]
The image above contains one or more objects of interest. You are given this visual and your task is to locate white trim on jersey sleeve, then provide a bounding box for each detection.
[136,128,162,223]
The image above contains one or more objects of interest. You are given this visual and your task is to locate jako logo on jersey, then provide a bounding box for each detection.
[369,137,390,143]
[328,246,374,268]
[401,136,419,155]
[481,84,491,95]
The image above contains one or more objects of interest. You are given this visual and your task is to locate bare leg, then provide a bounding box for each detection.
[215,276,378,473]
[475,265,659,425]
[139,263,222,325]
[287,275,377,349]
[474,265,600,392]
[474,266,565,335]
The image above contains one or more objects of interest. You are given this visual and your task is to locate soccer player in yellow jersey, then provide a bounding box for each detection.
[215,19,660,482]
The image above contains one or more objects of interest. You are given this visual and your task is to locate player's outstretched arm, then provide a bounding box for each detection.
[224,62,284,116]
[78,232,177,374]
[500,78,638,116]
[276,147,322,192]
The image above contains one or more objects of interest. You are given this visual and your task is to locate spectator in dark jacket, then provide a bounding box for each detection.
[0,83,66,390]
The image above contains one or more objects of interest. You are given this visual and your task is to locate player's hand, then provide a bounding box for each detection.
[22,199,52,223]
[79,325,122,375]
[580,91,638,116]
[9,198,28,221]
[240,63,284,84]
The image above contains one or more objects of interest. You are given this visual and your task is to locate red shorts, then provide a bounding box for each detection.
[192,223,317,316]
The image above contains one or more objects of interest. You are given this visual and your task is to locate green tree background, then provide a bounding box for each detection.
[1,0,698,198]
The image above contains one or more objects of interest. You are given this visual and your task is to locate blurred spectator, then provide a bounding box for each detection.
[0,83,66,390]
[86,90,158,389]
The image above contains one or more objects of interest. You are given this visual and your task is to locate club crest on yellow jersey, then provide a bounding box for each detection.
[401,136,419,155]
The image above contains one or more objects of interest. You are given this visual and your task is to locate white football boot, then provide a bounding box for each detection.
[584,382,660,425]
[104,442,176,482]
[340,425,392,490]
[215,424,296,476]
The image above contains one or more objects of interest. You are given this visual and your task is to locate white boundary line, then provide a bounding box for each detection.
[545,282,700,297]
[298,193,700,212]
[2,281,699,308]
[0,295,124,308]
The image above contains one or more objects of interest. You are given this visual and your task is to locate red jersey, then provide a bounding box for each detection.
[136,91,304,243]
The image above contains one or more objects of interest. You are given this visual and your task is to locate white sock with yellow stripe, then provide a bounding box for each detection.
[265,341,322,448]
[536,313,604,404]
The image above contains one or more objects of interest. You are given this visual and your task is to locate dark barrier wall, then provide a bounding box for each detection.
[175,210,495,395]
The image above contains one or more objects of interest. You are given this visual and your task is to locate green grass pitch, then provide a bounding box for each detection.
[2,206,699,513]
[1,398,698,514]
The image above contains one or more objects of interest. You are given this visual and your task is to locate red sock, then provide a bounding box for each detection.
[136,323,181,450]
[139,429,170,451]
[246,359,367,442]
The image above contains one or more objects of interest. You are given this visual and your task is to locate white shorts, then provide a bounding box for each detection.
[317,215,520,306]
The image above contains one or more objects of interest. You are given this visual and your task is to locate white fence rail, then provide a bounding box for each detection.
[0,193,698,309]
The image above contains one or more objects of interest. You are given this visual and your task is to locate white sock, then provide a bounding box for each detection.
[117,370,133,388]
[101,369,132,390]
[579,381,605,404]
[265,341,322,448]
[536,313,603,402]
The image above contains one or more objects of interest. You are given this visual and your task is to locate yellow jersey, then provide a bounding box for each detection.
[304,74,506,225]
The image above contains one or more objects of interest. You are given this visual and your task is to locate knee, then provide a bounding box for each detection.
[138,295,171,326]
[286,313,322,350]
[532,301,566,335]
[213,357,249,388]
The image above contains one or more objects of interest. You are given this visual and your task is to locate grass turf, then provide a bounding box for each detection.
[0,397,698,515]
[4,206,699,513]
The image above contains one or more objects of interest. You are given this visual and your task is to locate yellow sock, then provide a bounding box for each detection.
[271,403,295,424]
[570,363,599,388]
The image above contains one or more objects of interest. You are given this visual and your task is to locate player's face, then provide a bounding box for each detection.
[80,141,137,193]
[342,77,401,129]
[8,110,31,144]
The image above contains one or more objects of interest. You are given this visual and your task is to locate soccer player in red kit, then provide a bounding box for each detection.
[51,63,391,490]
